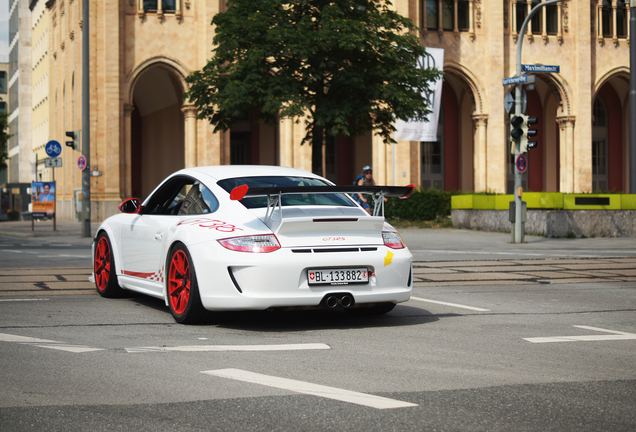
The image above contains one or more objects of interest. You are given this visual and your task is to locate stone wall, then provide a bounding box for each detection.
[452,210,636,238]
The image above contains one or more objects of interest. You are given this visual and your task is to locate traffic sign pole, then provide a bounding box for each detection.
[82,0,91,238]
[512,0,563,243]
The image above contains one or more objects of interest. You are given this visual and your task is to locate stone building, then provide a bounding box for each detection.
[41,0,631,221]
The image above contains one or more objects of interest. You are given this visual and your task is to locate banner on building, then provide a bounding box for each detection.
[32,181,56,219]
[394,48,444,142]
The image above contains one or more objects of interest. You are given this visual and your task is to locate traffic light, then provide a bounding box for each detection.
[510,115,540,153]
[510,115,524,141]
[510,115,524,154]
[65,131,76,149]
[525,116,539,150]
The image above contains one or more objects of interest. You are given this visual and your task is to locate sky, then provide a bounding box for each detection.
[0,0,8,59]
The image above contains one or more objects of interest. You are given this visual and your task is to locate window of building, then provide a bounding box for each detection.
[616,0,628,38]
[441,0,454,31]
[426,0,438,31]
[457,1,470,31]
[597,0,630,44]
[0,102,6,114]
[512,1,562,43]
[530,0,542,34]
[601,0,612,38]
[423,0,473,37]
[138,0,182,18]
[516,0,528,32]
[545,3,558,35]
[0,71,6,93]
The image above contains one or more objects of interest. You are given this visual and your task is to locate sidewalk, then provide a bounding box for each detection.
[0,219,99,240]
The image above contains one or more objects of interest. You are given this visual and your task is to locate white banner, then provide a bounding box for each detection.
[394,48,444,142]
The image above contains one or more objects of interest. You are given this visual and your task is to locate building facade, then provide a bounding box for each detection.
[41,0,631,222]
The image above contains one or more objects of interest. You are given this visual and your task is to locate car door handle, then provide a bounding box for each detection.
[154,232,163,242]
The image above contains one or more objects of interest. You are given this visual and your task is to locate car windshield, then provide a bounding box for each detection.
[217,176,356,209]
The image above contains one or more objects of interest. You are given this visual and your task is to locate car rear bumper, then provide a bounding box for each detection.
[190,244,413,311]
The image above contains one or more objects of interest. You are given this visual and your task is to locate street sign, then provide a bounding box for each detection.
[44,157,63,168]
[45,140,62,158]
[515,154,528,173]
[77,155,87,171]
[502,75,536,86]
[504,88,527,115]
[522,64,560,73]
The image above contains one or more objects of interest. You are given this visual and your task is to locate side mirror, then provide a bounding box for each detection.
[119,198,142,214]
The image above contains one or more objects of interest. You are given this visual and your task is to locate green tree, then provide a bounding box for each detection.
[185,0,442,175]
[0,112,9,169]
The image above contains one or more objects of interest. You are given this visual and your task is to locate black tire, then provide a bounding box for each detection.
[346,302,396,316]
[166,244,207,324]
[94,232,125,298]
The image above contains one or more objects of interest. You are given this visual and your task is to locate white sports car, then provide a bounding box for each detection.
[92,165,414,323]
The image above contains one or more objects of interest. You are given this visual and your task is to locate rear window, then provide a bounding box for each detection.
[217,176,355,209]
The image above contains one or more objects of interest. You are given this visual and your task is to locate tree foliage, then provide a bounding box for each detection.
[185,0,442,172]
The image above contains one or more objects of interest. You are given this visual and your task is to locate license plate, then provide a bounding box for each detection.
[307,268,369,285]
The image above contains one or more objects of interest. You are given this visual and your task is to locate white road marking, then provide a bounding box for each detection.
[410,249,634,258]
[524,325,636,343]
[410,296,491,312]
[202,368,418,410]
[37,254,90,258]
[0,332,103,353]
[126,343,330,353]
[0,298,50,302]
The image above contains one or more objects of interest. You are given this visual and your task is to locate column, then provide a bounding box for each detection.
[123,103,134,198]
[181,104,198,168]
[279,117,294,168]
[557,116,575,193]
[472,114,488,192]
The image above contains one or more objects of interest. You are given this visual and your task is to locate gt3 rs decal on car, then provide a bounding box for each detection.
[121,267,164,283]
[177,218,243,233]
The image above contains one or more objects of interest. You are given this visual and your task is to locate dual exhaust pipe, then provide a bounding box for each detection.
[324,294,354,309]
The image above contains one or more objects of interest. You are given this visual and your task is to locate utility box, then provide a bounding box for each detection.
[508,201,527,222]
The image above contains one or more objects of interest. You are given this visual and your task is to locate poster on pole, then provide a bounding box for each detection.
[394,48,444,142]
[32,181,56,219]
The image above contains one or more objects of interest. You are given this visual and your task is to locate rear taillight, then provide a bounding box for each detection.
[382,231,405,249]
[218,235,281,253]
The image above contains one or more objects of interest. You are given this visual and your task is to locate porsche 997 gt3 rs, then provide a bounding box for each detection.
[92,165,414,323]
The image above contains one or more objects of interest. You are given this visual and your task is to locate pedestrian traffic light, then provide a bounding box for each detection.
[65,131,76,149]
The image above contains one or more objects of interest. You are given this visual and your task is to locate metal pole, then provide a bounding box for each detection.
[513,0,563,243]
[630,1,636,193]
[82,0,91,237]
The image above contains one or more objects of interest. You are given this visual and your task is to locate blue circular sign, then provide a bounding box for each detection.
[45,140,63,158]
[515,154,528,173]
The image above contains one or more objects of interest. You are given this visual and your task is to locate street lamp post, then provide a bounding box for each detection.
[512,0,563,243]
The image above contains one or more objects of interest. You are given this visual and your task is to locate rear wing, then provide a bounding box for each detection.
[229,184,414,222]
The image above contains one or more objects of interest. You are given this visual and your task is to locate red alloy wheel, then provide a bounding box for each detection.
[168,249,191,315]
[94,237,111,292]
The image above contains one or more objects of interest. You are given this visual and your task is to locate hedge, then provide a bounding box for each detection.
[385,188,454,221]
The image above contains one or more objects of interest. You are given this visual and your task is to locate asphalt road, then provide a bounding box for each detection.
[1,228,635,431]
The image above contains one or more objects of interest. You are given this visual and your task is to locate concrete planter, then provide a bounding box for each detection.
[452,209,636,238]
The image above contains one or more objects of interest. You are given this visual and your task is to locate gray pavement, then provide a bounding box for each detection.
[1,220,635,261]
[0,220,98,248]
